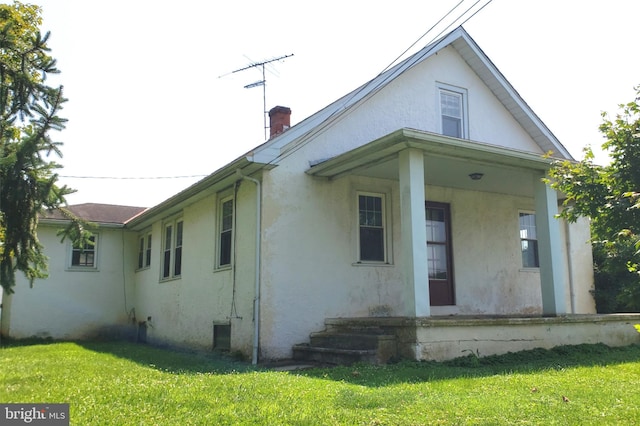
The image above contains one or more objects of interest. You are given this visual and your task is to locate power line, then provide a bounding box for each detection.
[271,0,494,164]
[64,2,493,185]
[345,0,491,109]
[60,175,207,180]
[379,0,466,75]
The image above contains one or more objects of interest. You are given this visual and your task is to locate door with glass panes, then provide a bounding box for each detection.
[426,202,454,305]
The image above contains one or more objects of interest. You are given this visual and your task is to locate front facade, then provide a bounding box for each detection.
[3,28,605,361]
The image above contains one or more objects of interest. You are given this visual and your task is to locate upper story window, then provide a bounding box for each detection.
[137,232,152,270]
[357,192,386,262]
[438,83,468,139]
[218,196,234,268]
[519,212,539,268]
[70,234,97,269]
[162,218,183,280]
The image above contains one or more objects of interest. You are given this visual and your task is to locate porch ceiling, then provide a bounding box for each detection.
[307,128,557,198]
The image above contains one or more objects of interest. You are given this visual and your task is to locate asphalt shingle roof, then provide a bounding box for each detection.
[43,203,147,225]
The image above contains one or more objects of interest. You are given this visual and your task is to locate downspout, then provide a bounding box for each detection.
[236,170,262,365]
[564,219,576,314]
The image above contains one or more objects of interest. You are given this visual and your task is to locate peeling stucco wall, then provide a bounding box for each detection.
[415,315,638,361]
[8,224,138,340]
[254,46,595,359]
[258,169,595,359]
[132,182,258,356]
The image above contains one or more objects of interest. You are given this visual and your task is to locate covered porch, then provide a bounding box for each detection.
[308,128,579,318]
[293,128,613,364]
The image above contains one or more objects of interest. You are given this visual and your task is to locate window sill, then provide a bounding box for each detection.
[159,276,182,283]
[135,266,151,273]
[352,261,394,267]
[214,265,232,273]
[66,266,99,272]
[519,267,540,273]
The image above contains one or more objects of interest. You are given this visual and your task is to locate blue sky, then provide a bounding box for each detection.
[30,0,640,207]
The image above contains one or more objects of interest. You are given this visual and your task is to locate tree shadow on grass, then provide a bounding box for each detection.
[1,337,255,375]
[295,343,640,387]
[5,338,640,385]
[78,340,256,375]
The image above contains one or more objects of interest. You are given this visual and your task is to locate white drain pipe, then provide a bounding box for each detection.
[236,170,262,364]
[564,219,576,314]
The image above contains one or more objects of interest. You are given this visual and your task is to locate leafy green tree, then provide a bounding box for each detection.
[547,87,640,312]
[0,2,87,294]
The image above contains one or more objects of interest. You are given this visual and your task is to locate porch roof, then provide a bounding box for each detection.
[306,128,559,198]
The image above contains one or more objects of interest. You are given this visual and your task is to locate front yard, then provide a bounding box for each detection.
[1,340,639,425]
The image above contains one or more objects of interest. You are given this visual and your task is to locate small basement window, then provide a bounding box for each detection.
[213,323,231,351]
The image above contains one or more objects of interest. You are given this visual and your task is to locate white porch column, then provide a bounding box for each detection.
[534,175,567,315]
[399,148,430,317]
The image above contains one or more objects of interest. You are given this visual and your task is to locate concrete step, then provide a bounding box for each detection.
[325,323,388,335]
[309,332,394,350]
[292,344,379,365]
[293,329,398,365]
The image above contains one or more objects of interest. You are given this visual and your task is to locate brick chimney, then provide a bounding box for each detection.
[268,106,291,138]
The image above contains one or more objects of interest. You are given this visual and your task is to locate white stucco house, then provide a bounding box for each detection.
[3,27,638,363]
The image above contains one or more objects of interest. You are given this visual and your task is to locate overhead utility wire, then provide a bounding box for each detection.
[59,174,208,180]
[333,0,471,114]
[378,0,466,75]
[276,0,492,163]
[340,0,487,109]
[271,0,494,165]
[427,0,493,44]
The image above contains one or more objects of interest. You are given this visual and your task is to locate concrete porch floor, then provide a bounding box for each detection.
[323,314,640,362]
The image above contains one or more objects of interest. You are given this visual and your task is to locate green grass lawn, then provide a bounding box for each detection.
[1,340,640,425]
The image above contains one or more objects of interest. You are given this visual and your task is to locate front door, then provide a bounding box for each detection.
[426,202,455,305]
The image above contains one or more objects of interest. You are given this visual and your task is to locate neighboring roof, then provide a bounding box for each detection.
[42,203,147,226]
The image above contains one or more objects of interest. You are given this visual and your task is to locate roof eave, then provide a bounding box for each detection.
[126,155,268,230]
[39,218,126,229]
[451,29,574,160]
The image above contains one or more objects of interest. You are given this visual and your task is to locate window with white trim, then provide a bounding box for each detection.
[145,233,152,268]
[357,192,386,262]
[218,196,233,267]
[438,83,468,139]
[70,234,97,268]
[519,212,539,268]
[174,221,183,276]
[162,218,183,279]
[137,232,152,270]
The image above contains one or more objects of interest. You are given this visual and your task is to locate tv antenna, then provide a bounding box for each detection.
[220,53,294,139]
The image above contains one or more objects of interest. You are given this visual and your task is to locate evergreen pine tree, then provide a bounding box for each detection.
[0,2,88,294]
